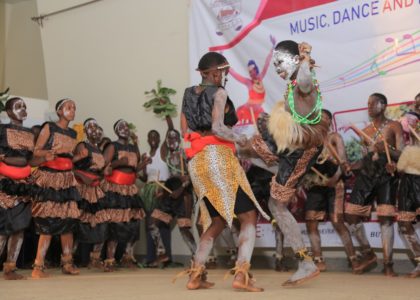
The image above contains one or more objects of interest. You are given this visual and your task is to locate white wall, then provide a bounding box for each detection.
[36,0,190,143]
[36,0,191,256]
[2,0,47,99]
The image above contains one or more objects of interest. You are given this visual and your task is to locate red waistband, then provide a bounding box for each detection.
[76,170,101,187]
[105,170,136,185]
[184,132,236,159]
[0,162,31,180]
[42,157,73,171]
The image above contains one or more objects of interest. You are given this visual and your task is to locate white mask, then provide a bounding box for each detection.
[273,50,299,80]
[12,99,27,121]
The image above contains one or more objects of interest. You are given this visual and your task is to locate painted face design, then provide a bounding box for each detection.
[12,99,27,121]
[166,130,180,151]
[85,120,100,143]
[116,121,129,138]
[367,96,384,118]
[273,50,299,80]
[60,100,76,121]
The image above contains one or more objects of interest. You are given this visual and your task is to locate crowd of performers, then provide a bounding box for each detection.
[0,40,419,294]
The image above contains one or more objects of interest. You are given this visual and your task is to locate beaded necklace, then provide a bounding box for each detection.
[371,119,396,150]
[287,78,322,125]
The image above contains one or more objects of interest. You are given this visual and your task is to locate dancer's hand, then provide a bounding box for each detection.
[44,150,55,162]
[236,135,248,147]
[141,153,152,165]
[385,162,396,174]
[104,164,112,176]
[298,42,312,61]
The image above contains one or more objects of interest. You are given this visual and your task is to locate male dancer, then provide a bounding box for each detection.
[395,113,420,277]
[345,93,404,276]
[243,41,329,286]
[303,109,372,273]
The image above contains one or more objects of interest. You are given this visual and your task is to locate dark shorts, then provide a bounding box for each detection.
[304,179,346,222]
[397,174,420,222]
[0,202,32,235]
[203,187,255,218]
[158,177,193,219]
[346,170,398,217]
[305,186,335,217]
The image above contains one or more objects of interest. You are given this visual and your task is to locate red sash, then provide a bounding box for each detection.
[0,162,31,180]
[105,170,136,185]
[42,157,73,171]
[76,170,100,187]
[184,132,236,159]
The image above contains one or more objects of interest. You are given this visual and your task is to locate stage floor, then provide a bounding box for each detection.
[2,268,419,300]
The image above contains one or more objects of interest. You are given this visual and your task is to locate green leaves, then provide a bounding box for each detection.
[345,137,363,162]
[143,80,177,118]
[0,87,10,113]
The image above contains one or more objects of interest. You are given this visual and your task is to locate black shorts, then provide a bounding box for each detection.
[158,177,191,219]
[305,186,335,215]
[0,202,32,235]
[349,171,398,207]
[203,187,256,218]
[346,161,398,217]
[398,174,420,215]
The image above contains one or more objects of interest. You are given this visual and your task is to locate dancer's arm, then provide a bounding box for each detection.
[212,88,246,144]
[180,113,188,137]
[296,43,314,94]
[32,123,56,165]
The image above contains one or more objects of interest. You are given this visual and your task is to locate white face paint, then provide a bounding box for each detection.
[116,121,129,138]
[85,120,101,143]
[273,50,299,80]
[12,99,27,121]
[166,131,180,151]
[59,100,76,121]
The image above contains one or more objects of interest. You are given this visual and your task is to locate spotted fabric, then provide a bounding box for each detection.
[188,144,269,230]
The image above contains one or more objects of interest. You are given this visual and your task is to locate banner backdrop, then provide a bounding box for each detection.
[190,0,420,248]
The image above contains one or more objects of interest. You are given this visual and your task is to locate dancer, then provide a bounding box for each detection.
[303,109,372,273]
[345,93,404,276]
[73,118,108,269]
[31,99,81,278]
[178,52,269,292]
[0,98,34,279]
[395,113,420,277]
[242,41,329,286]
[102,119,146,270]
[160,116,196,258]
